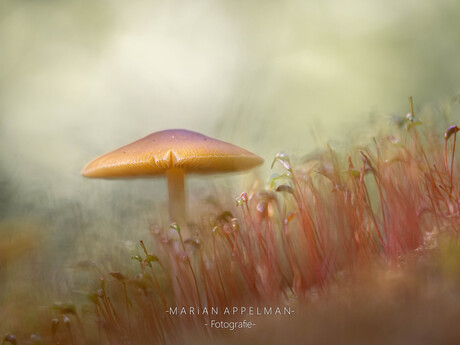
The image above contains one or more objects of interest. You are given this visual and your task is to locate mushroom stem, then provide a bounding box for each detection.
[166,168,186,224]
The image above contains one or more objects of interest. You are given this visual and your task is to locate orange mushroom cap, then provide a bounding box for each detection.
[81,129,264,178]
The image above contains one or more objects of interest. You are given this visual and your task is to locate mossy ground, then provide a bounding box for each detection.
[1,101,460,345]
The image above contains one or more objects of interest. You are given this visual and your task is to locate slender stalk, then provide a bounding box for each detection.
[166,169,186,224]
[450,131,457,194]
[178,230,202,307]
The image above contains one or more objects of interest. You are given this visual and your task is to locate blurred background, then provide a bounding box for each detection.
[1,0,460,318]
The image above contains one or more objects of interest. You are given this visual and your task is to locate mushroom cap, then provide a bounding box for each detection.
[81,129,264,178]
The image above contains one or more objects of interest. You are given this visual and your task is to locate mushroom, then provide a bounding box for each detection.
[81,129,263,224]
